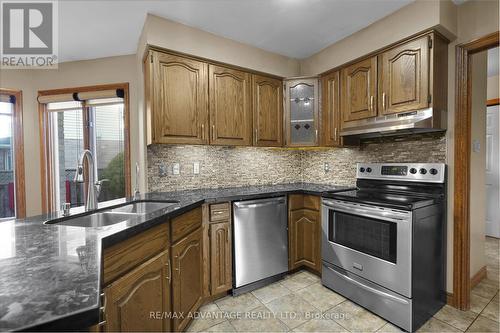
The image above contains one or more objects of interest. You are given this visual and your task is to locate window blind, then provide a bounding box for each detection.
[38,88,124,104]
[0,94,16,104]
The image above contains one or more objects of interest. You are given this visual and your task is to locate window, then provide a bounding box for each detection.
[39,84,130,212]
[0,89,25,219]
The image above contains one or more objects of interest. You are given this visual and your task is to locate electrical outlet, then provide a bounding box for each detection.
[159,164,167,177]
[172,163,180,175]
[324,162,331,173]
[472,139,481,153]
[193,162,200,175]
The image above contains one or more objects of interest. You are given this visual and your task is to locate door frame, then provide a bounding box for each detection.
[453,31,499,310]
[0,89,25,218]
[38,83,131,213]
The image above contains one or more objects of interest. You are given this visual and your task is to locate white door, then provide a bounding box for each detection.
[485,105,500,238]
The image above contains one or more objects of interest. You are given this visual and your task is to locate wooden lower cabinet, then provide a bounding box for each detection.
[209,222,232,294]
[103,250,171,332]
[171,227,204,331]
[288,195,321,273]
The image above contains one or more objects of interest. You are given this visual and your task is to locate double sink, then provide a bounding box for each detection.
[44,201,180,228]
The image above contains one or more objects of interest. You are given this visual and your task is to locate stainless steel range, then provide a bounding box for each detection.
[321,163,446,332]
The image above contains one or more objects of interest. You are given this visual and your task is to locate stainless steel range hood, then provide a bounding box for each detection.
[340,108,447,138]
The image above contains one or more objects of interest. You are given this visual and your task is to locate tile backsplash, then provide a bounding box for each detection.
[147,133,446,192]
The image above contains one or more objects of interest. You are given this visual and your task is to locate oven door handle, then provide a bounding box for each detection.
[323,201,410,222]
[325,265,410,305]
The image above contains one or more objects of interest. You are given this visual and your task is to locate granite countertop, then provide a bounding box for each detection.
[0,183,352,331]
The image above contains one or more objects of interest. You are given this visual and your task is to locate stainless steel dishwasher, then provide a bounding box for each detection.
[232,196,288,294]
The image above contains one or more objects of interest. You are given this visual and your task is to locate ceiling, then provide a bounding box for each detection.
[59,0,414,63]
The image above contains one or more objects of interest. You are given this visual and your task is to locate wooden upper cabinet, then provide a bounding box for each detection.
[104,251,171,332]
[209,65,252,146]
[341,57,378,123]
[379,35,429,115]
[284,78,319,147]
[321,71,341,146]
[252,75,283,146]
[171,227,204,331]
[151,52,208,144]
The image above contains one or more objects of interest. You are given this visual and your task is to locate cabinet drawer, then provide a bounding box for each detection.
[103,223,169,286]
[171,206,203,243]
[209,203,230,222]
[289,194,320,211]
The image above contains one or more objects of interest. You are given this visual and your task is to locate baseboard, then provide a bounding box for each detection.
[471,266,487,289]
[446,292,455,306]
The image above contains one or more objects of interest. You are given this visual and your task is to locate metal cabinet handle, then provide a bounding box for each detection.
[174,255,180,272]
[370,95,374,112]
[254,128,258,143]
[382,92,387,111]
[201,124,205,141]
[334,128,338,142]
[212,125,215,142]
[166,259,172,282]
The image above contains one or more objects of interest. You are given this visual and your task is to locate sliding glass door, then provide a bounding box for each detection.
[0,90,25,219]
[0,100,15,218]
[39,85,130,212]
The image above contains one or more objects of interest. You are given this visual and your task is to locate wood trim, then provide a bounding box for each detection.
[145,44,284,81]
[470,266,487,289]
[454,30,499,311]
[487,98,500,106]
[38,83,132,212]
[319,29,449,77]
[0,89,26,218]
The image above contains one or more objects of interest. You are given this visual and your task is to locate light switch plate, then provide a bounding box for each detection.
[324,162,331,173]
[193,162,200,175]
[172,163,180,175]
[473,139,481,153]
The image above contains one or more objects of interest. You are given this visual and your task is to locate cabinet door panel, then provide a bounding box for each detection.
[289,209,320,271]
[209,65,252,146]
[379,36,429,115]
[321,71,341,146]
[104,251,171,332]
[154,53,208,144]
[252,75,283,146]
[341,57,377,123]
[172,228,203,331]
[284,79,319,147]
[210,222,232,294]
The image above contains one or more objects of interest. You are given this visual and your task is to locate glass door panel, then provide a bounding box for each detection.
[90,101,126,201]
[47,102,85,209]
[0,101,15,218]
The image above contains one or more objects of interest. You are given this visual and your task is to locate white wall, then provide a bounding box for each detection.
[470,51,488,278]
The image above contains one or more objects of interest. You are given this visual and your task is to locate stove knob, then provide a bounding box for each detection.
[419,168,427,175]
[366,167,372,173]
[359,167,365,173]
[410,168,417,174]
[430,168,438,175]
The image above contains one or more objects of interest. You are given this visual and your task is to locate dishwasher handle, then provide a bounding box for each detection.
[233,196,286,209]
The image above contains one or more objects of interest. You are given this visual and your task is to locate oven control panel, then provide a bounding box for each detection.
[356,163,445,183]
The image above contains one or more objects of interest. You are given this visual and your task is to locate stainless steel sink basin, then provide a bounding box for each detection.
[44,201,179,227]
[109,201,179,215]
[47,212,135,227]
